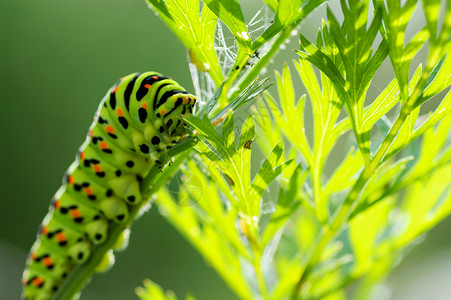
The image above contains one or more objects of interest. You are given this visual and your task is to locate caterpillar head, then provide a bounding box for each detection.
[154,93,197,139]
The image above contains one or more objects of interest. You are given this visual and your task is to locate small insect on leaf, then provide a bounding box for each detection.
[224,173,235,186]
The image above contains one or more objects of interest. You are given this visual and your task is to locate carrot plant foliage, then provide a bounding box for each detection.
[58,0,451,299]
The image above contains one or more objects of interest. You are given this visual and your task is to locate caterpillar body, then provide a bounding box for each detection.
[22,72,197,300]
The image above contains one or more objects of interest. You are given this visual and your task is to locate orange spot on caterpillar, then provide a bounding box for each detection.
[54,200,61,209]
[42,257,53,267]
[152,76,158,80]
[160,109,166,115]
[144,84,151,89]
[84,187,93,195]
[30,252,37,260]
[117,108,124,117]
[42,226,49,235]
[32,277,44,287]
[56,232,66,243]
[89,130,94,138]
[142,102,148,109]
[105,125,114,133]
[112,86,118,93]
[71,209,81,219]
[99,141,108,149]
[67,176,75,185]
[93,165,102,173]
[80,151,85,160]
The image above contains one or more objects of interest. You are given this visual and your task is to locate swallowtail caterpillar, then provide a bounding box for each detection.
[22,72,197,300]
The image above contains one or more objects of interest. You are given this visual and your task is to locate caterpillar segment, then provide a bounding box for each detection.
[22,72,197,299]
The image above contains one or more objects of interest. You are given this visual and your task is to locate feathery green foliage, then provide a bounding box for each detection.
[55,0,451,299]
[140,0,450,299]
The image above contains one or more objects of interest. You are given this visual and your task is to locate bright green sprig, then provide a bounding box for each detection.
[55,1,451,299]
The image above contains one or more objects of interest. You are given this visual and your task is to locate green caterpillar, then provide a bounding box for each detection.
[22,72,197,300]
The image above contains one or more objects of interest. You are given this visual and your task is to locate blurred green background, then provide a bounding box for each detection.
[1,0,451,299]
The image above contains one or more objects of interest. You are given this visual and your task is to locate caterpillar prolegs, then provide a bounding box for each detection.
[22,72,197,300]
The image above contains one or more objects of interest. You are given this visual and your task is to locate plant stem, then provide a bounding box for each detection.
[218,50,253,107]
[253,248,269,300]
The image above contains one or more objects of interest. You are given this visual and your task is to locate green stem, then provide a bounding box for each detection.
[218,49,253,107]
[253,247,269,300]
[312,163,326,223]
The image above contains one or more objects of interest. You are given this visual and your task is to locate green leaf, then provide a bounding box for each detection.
[351,156,414,218]
[201,0,251,49]
[324,148,364,196]
[253,0,326,50]
[358,7,383,58]
[415,55,451,107]
[184,115,229,161]
[412,90,451,142]
[321,3,391,161]
[385,106,420,157]
[252,101,283,156]
[233,116,255,208]
[261,0,278,11]
[359,39,390,101]
[349,199,396,284]
[397,114,451,192]
[153,187,254,300]
[276,0,305,25]
[146,0,223,84]
[276,64,296,118]
[261,163,305,247]
[211,78,272,120]
[136,279,178,300]
[263,90,312,164]
[384,67,423,158]
[295,38,346,95]
[270,63,313,161]
[185,114,259,217]
[362,77,400,132]
[237,115,255,151]
[251,139,294,203]
[379,0,417,100]
[308,262,351,299]
[294,57,344,159]
[422,0,441,42]
[325,6,353,95]
[403,26,429,63]
[395,165,451,249]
